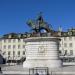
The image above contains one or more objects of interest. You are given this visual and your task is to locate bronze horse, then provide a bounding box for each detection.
[27,15,52,33]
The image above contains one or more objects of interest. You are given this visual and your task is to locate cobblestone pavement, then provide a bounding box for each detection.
[2,65,75,75]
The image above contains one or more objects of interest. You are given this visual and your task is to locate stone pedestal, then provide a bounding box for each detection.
[23,37,62,68]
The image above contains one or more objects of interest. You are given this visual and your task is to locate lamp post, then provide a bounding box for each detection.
[8,56,10,65]
[13,48,15,65]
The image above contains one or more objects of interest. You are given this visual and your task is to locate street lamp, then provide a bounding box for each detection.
[12,46,15,65]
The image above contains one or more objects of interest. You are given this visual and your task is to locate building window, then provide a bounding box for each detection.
[8,39,11,43]
[18,51,20,56]
[13,45,15,49]
[3,51,6,55]
[23,45,25,48]
[68,31,72,35]
[8,45,11,49]
[70,50,73,55]
[23,51,25,55]
[59,44,61,47]
[64,50,67,55]
[64,43,67,47]
[69,43,72,47]
[69,37,72,41]
[4,45,6,49]
[13,51,15,56]
[18,45,20,49]
[18,39,21,42]
[64,37,67,41]
[13,39,16,42]
[8,51,10,55]
[4,39,6,43]
[23,39,25,42]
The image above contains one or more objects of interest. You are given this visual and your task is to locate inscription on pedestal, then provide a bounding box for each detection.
[23,37,62,68]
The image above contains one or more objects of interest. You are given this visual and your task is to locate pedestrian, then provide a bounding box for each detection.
[35,73,39,75]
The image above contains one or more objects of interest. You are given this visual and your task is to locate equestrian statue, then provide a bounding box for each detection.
[26,13,52,33]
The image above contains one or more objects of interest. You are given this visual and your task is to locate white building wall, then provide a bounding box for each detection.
[0,39,26,61]
[0,35,75,62]
[59,36,75,56]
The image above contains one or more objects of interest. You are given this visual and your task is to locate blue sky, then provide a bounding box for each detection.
[0,0,75,35]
